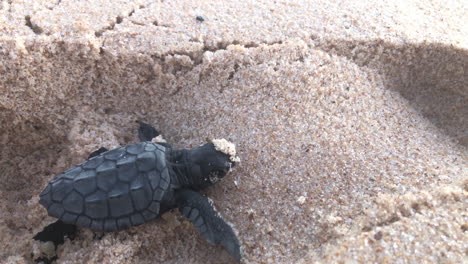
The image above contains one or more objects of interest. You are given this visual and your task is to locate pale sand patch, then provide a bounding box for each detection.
[212,138,240,163]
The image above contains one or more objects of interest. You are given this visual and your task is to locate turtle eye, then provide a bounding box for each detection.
[208,170,221,183]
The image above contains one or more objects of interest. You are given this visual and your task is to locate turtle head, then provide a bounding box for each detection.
[186,140,239,189]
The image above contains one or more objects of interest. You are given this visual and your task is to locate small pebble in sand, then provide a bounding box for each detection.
[151,134,167,143]
[40,241,56,258]
[297,196,306,205]
[196,16,205,22]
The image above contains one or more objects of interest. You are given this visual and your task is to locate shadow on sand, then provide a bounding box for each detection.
[315,38,467,146]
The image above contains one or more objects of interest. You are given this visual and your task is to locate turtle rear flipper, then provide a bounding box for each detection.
[176,189,241,262]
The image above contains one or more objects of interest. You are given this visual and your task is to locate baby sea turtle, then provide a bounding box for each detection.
[38,121,241,261]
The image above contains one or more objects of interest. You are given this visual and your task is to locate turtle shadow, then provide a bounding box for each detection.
[314,38,468,146]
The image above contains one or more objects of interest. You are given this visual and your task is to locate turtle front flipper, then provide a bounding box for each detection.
[175,189,241,262]
[136,120,160,142]
[88,147,109,158]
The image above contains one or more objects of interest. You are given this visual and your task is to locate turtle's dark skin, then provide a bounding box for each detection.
[38,121,241,261]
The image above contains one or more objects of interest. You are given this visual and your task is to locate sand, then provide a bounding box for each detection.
[0,0,467,263]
